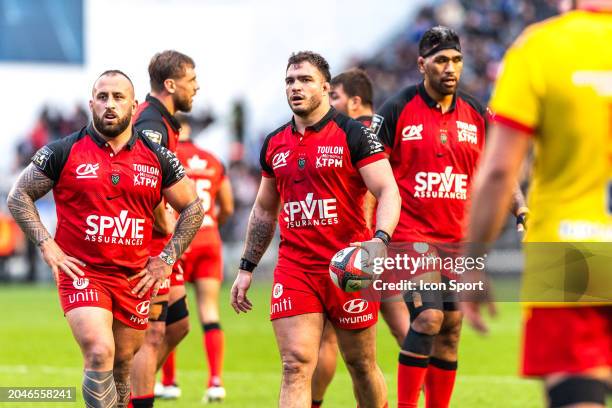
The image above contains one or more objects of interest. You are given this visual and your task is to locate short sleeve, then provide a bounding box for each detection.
[135,119,170,148]
[259,134,274,178]
[31,134,77,182]
[373,99,400,150]
[489,31,542,134]
[155,145,186,188]
[346,121,386,168]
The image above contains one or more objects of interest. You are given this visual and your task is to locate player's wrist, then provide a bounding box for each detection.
[239,257,257,273]
[36,236,51,248]
[373,229,391,246]
[158,252,176,266]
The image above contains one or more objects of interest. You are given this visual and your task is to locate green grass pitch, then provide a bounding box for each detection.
[0,283,543,407]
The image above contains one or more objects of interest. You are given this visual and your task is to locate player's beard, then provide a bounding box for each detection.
[431,76,458,96]
[174,93,193,113]
[290,94,322,118]
[92,110,132,138]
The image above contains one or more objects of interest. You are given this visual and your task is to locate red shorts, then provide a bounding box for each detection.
[58,268,153,330]
[170,263,184,287]
[522,306,612,376]
[181,243,223,282]
[271,268,379,330]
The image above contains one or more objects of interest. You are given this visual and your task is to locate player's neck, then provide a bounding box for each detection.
[350,106,373,120]
[293,102,331,134]
[150,91,176,115]
[423,80,454,113]
[94,123,133,152]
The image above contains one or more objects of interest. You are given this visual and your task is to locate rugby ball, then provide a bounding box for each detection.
[329,247,372,292]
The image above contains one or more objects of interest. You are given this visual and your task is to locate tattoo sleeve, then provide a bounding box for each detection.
[162,198,204,259]
[241,204,278,263]
[7,164,54,245]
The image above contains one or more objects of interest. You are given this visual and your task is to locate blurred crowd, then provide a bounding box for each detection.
[2,0,564,281]
[351,0,562,106]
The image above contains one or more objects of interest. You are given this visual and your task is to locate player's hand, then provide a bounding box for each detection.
[516,208,529,233]
[459,268,497,334]
[129,256,172,298]
[230,270,253,314]
[39,238,86,283]
[350,238,387,269]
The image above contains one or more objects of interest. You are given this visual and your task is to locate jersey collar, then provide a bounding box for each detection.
[291,107,337,133]
[145,94,181,133]
[417,81,457,112]
[87,123,139,150]
[355,115,373,124]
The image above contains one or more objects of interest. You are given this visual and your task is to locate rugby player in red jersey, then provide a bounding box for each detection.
[309,68,409,408]
[7,70,203,408]
[157,115,234,402]
[130,50,199,408]
[374,27,527,408]
[230,51,401,408]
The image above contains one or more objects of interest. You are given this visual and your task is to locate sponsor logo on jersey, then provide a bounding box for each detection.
[343,298,369,314]
[130,314,149,325]
[76,163,100,179]
[68,288,99,304]
[282,193,339,229]
[142,129,163,145]
[33,146,53,169]
[414,166,468,200]
[339,313,374,325]
[135,300,151,316]
[270,297,293,315]
[84,210,145,246]
[272,150,290,170]
[370,114,384,136]
[316,145,343,168]
[273,283,283,299]
[402,124,423,141]
[456,121,478,144]
[73,278,89,290]
[364,127,384,154]
[133,163,160,188]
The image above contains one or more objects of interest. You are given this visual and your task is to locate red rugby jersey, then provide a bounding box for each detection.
[133,94,182,254]
[175,140,226,248]
[260,108,386,273]
[374,82,487,242]
[31,124,185,274]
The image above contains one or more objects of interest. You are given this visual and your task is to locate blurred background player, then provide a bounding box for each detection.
[130,50,200,408]
[310,68,409,408]
[7,70,201,408]
[155,114,234,402]
[374,26,526,408]
[230,51,401,408]
[465,1,612,407]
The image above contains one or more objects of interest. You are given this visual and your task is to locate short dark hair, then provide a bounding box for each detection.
[286,51,331,82]
[418,26,461,57]
[148,50,195,92]
[93,69,134,95]
[331,69,373,107]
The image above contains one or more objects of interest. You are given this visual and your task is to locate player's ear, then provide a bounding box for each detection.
[322,81,330,95]
[350,96,362,110]
[164,78,176,94]
[131,99,139,115]
[417,56,426,74]
[88,99,94,112]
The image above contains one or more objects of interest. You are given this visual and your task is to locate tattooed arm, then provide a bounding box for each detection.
[7,164,85,281]
[130,176,203,297]
[231,176,281,313]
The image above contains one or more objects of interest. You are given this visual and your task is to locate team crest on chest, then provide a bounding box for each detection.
[111,174,120,185]
[298,156,306,169]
